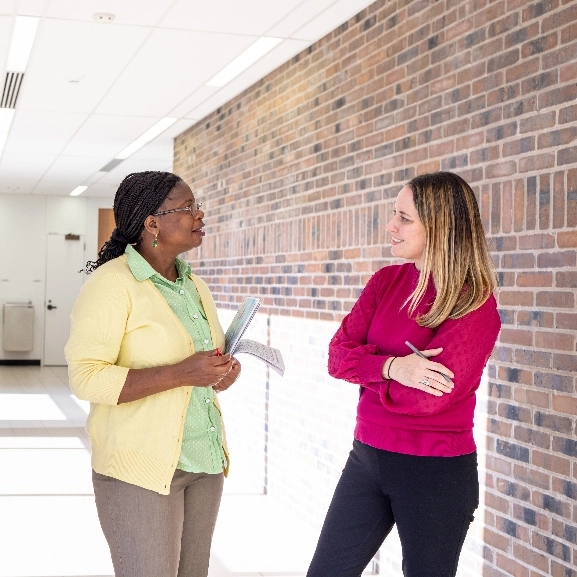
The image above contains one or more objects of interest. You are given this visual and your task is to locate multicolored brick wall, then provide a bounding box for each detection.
[175,0,577,575]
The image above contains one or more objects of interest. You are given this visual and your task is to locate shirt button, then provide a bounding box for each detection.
[203,339,209,344]
[193,314,198,319]
[179,290,184,295]
[210,426,216,432]
[205,398,210,404]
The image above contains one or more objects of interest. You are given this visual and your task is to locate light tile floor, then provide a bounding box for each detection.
[0,366,318,577]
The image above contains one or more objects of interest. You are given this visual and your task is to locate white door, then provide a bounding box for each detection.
[44,233,85,365]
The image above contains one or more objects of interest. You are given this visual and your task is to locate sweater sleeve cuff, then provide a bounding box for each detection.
[68,363,129,406]
[354,354,391,385]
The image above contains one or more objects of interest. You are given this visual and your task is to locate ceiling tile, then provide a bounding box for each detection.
[61,115,158,158]
[100,157,172,183]
[81,180,118,197]
[33,180,91,195]
[127,119,194,160]
[185,38,310,120]
[160,0,303,36]
[4,110,87,155]
[47,0,174,27]
[267,0,336,39]
[0,15,12,79]
[41,155,110,181]
[16,0,47,16]
[17,19,151,113]
[0,178,38,194]
[0,1,16,15]
[169,85,218,119]
[84,171,107,185]
[0,152,56,179]
[218,38,311,99]
[95,29,257,117]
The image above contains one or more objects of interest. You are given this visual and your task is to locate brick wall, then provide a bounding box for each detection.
[174,0,577,575]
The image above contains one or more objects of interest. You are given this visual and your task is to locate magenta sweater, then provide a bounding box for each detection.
[329,263,501,457]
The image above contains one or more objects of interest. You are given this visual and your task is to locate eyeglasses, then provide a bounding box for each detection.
[152,202,203,218]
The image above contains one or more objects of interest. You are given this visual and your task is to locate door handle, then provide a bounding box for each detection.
[47,301,57,310]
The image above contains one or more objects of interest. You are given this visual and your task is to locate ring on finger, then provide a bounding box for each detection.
[421,377,430,387]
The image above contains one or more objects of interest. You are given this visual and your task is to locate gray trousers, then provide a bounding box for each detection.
[92,469,224,577]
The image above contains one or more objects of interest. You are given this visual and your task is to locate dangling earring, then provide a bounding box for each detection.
[152,233,158,248]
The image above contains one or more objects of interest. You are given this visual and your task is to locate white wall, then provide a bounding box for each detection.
[0,194,113,362]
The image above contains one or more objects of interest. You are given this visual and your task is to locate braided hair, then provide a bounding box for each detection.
[85,171,182,273]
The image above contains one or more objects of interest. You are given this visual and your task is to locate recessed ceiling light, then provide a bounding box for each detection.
[115,117,177,160]
[93,13,115,23]
[7,16,39,72]
[70,185,88,196]
[206,37,282,88]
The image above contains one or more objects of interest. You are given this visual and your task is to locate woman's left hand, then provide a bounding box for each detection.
[212,357,241,392]
[387,348,454,396]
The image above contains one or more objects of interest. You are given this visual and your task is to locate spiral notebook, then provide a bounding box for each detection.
[223,297,285,376]
[224,297,261,355]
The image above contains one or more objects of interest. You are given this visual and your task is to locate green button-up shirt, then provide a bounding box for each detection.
[125,245,226,474]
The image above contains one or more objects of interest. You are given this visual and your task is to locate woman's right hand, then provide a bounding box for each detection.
[387,348,454,397]
[174,350,233,388]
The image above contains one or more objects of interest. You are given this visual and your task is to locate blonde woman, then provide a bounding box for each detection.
[307,172,500,577]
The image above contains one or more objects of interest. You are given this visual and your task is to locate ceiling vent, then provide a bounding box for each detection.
[100,158,124,172]
[1,72,24,109]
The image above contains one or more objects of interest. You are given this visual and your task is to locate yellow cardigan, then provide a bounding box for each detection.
[65,255,227,495]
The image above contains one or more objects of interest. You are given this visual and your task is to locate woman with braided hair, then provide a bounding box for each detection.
[65,171,240,577]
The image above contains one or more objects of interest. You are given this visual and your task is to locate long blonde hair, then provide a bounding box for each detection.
[405,171,497,328]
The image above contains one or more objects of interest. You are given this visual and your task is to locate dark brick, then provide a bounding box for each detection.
[428,35,439,50]
[523,507,537,526]
[515,426,550,449]
[557,479,577,500]
[559,104,577,124]
[552,353,577,372]
[496,439,530,462]
[487,49,519,73]
[486,122,518,142]
[553,437,577,457]
[332,97,346,110]
[537,251,576,268]
[539,84,577,109]
[501,403,531,421]
[503,519,518,537]
[558,146,577,166]
[522,70,558,94]
[397,45,419,65]
[533,533,572,562]
[534,373,574,393]
[534,412,573,433]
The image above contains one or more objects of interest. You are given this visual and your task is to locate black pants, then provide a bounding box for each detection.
[307,440,479,577]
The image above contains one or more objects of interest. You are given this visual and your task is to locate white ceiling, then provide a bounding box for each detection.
[0,0,375,197]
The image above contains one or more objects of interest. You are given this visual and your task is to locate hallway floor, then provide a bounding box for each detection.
[0,366,321,577]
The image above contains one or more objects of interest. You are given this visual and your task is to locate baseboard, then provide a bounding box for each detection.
[0,359,41,366]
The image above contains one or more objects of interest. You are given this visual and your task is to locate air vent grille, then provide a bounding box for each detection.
[1,72,24,109]
[100,158,124,172]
